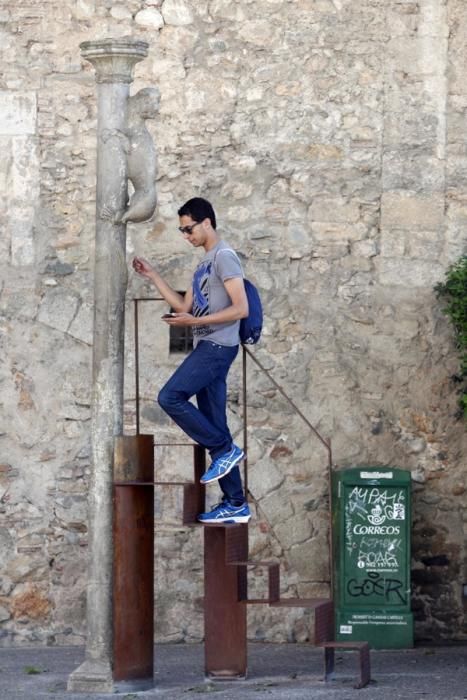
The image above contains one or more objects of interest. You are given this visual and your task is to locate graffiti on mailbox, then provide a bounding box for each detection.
[347,571,407,606]
[345,484,406,573]
[357,535,402,569]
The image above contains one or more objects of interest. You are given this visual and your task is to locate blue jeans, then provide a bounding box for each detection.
[158,340,245,505]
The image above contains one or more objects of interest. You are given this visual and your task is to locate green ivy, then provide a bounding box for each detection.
[435,255,467,416]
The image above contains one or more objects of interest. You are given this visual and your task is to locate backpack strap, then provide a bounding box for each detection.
[213,246,244,281]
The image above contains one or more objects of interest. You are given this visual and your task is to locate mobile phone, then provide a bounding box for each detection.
[162,313,175,318]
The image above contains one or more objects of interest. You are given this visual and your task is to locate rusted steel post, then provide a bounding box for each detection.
[113,434,154,691]
[204,524,248,679]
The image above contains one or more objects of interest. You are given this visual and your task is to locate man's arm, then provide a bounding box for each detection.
[166,276,248,327]
[205,276,248,323]
[132,256,193,313]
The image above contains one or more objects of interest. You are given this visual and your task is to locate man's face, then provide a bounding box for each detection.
[179,216,206,247]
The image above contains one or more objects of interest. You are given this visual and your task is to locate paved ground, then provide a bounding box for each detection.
[0,643,466,700]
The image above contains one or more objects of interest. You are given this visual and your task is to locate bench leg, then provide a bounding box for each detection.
[322,643,371,689]
[324,646,335,681]
[355,644,371,689]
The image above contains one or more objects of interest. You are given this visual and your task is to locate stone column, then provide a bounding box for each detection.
[68,38,149,694]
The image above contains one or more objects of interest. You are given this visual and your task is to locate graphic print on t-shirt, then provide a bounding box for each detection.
[192,260,212,338]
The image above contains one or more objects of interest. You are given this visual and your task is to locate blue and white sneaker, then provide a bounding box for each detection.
[200,445,244,484]
[198,500,251,524]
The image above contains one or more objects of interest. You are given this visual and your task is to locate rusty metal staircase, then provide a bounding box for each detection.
[203,519,335,678]
[111,298,371,691]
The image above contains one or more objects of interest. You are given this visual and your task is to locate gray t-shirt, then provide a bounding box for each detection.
[191,240,244,347]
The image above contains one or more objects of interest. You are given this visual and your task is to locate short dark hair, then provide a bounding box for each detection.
[178,197,217,229]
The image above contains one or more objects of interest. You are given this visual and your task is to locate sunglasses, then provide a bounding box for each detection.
[178,222,201,235]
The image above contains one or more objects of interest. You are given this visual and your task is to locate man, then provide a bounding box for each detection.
[132,197,251,524]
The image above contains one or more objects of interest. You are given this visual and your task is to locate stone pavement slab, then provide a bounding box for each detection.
[0,644,466,700]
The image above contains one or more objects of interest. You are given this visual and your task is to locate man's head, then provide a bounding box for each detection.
[178,198,216,229]
[178,197,218,249]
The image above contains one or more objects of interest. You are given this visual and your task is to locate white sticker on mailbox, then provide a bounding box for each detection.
[340,625,352,634]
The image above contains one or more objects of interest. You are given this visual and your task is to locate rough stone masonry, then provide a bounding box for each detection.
[0,0,467,647]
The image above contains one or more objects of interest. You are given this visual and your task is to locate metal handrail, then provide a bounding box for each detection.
[132,298,333,478]
[242,345,332,462]
[241,344,334,595]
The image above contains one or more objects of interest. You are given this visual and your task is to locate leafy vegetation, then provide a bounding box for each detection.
[435,255,467,416]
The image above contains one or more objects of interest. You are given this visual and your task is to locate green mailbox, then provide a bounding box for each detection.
[332,466,413,648]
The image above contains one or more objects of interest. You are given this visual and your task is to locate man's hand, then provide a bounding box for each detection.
[132,256,155,278]
[162,312,197,326]
[132,256,193,313]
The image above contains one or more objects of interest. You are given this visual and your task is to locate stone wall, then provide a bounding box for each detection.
[1,0,467,646]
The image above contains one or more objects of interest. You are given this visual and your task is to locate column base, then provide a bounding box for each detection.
[67,658,114,693]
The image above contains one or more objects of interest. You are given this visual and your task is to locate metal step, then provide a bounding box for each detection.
[270,597,331,609]
[235,560,280,604]
[114,480,156,486]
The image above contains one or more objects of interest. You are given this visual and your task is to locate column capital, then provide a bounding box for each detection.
[80,37,149,84]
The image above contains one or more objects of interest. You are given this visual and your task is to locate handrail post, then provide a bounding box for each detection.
[326,438,334,598]
[242,345,248,498]
[134,299,140,436]
[132,296,165,436]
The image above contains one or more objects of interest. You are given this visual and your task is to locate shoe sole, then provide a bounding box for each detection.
[198,514,251,524]
[200,450,245,485]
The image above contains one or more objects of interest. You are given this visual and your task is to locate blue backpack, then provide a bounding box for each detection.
[214,248,263,345]
[240,279,262,345]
